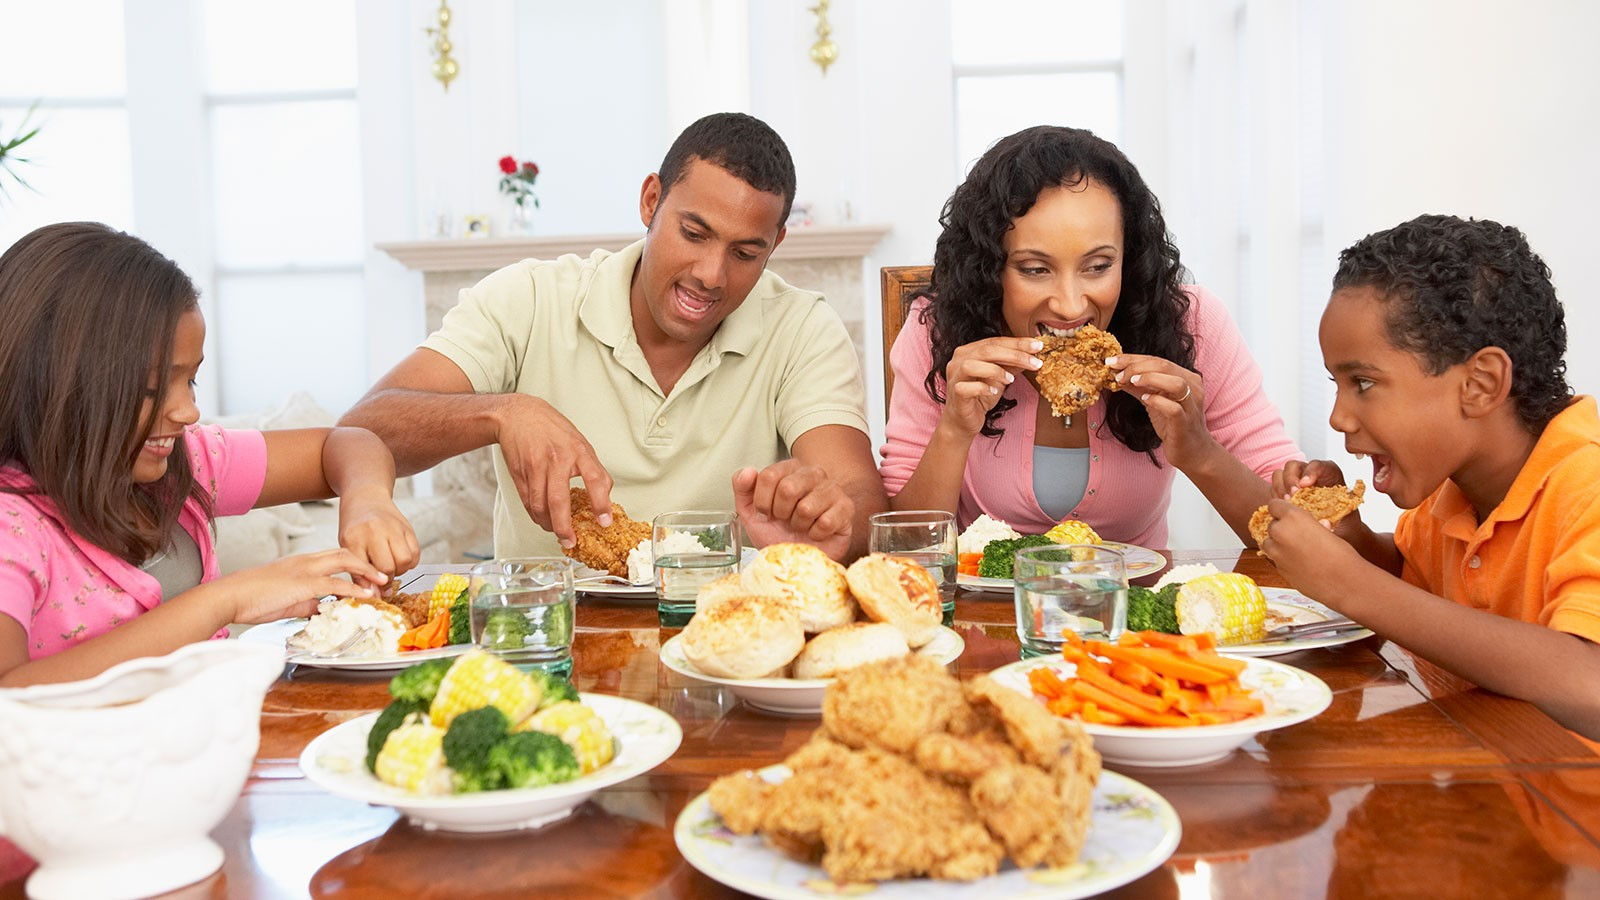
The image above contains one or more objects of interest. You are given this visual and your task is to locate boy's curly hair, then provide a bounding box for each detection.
[1332,214,1572,433]
[922,125,1193,456]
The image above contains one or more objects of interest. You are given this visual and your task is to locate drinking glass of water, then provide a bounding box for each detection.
[868,510,958,620]
[653,510,741,627]
[469,557,576,677]
[1013,544,1127,658]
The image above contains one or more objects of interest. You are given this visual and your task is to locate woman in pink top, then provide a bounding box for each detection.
[882,127,1299,547]
[0,222,420,686]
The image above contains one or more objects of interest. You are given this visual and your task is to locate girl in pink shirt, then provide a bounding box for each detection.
[882,127,1299,547]
[0,222,420,686]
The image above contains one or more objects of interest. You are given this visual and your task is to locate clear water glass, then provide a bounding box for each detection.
[653,510,741,627]
[868,510,958,622]
[469,557,576,677]
[1013,544,1127,658]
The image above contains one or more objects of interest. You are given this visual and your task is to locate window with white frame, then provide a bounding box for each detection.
[949,0,1125,172]
[0,0,133,251]
[1,0,367,417]
[201,0,366,415]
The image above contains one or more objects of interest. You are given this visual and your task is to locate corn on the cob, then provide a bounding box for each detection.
[1045,519,1102,545]
[428,649,542,728]
[428,573,470,621]
[1176,573,1268,645]
[374,720,453,794]
[519,700,615,774]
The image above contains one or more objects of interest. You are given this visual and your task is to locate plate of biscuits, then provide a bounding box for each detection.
[660,545,966,714]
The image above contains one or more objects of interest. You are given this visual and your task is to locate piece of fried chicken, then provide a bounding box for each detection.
[1036,324,1123,418]
[562,487,651,578]
[1249,480,1366,550]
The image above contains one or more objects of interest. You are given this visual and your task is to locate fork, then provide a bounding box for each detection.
[304,626,375,659]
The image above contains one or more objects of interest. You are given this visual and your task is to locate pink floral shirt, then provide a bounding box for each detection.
[0,425,268,659]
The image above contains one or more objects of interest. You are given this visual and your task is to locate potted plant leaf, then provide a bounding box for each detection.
[0,101,42,204]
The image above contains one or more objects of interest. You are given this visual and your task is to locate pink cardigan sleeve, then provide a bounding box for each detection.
[1187,286,1302,476]
[879,301,943,497]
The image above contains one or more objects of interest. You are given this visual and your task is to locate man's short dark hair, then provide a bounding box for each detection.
[658,112,796,226]
[1333,214,1573,432]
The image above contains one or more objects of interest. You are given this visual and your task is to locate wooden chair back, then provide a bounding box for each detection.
[879,265,933,408]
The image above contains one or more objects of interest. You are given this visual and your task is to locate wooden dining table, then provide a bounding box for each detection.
[6,549,1599,899]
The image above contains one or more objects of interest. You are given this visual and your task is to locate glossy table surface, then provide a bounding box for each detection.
[6,550,1600,899]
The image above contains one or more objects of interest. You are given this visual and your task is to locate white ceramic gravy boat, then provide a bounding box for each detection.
[0,640,284,900]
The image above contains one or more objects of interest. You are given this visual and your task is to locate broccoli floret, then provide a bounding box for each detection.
[447,592,472,645]
[1127,584,1182,634]
[977,534,1054,579]
[365,698,429,773]
[690,526,728,552]
[441,705,512,792]
[489,730,581,789]
[479,607,531,652]
[387,657,455,704]
[528,670,580,709]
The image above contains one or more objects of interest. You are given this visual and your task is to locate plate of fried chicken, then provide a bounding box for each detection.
[676,655,1179,898]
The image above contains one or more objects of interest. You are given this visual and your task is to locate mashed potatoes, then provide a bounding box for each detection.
[957,514,1021,556]
[287,598,406,657]
[625,531,709,585]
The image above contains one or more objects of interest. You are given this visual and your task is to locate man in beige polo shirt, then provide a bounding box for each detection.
[341,113,884,561]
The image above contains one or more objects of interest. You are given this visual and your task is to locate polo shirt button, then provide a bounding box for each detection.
[1087,489,1096,496]
[1091,454,1099,462]
[1469,555,1481,569]
[657,417,667,427]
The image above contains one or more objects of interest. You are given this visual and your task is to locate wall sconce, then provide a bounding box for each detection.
[808,1,838,76]
[425,0,460,91]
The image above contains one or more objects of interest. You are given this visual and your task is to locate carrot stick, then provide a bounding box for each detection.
[399,610,450,651]
[1133,631,1202,654]
[1084,643,1235,685]
[1073,657,1173,713]
[1068,681,1191,727]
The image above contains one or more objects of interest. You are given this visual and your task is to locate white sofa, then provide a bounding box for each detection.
[207,392,480,574]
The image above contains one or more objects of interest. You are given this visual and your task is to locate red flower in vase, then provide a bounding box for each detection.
[497,154,541,210]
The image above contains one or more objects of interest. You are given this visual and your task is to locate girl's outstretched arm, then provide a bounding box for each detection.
[256,426,420,576]
[0,548,384,687]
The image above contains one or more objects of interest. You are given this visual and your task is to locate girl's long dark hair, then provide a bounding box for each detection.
[924,126,1194,457]
[0,222,209,563]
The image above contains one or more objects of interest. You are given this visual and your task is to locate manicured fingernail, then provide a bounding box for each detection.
[1105,356,1118,366]
[1004,372,1015,384]
[598,513,613,527]
[1029,340,1044,351]
[1028,357,1043,369]
[1129,374,1142,385]
[560,538,575,549]
[988,386,998,395]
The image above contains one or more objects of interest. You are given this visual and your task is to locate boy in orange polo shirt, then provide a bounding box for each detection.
[1259,214,1600,741]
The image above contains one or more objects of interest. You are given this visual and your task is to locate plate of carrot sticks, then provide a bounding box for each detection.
[990,631,1331,767]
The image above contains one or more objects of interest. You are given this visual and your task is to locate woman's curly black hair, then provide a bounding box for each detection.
[922,125,1193,457]
[1332,214,1572,434]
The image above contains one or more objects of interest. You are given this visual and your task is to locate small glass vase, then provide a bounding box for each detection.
[508,201,536,235]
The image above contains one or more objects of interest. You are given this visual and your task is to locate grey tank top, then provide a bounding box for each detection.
[1032,445,1090,521]
[141,524,203,602]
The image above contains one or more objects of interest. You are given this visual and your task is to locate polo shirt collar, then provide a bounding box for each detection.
[1430,395,1599,537]
[576,237,765,358]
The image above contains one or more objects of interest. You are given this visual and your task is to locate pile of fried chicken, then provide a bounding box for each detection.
[707,655,1102,884]
[562,487,652,577]
[1037,323,1123,419]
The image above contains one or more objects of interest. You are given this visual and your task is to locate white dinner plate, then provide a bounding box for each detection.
[989,655,1331,768]
[958,542,1166,592]
[1219,588,1374,657]
[299,693,682,832]
[660,626,966,715]
[237,619,471,671]
[675,766,1179,899]
[575,547,758,599]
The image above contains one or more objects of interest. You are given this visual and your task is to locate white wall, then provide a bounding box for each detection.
[1313,0,1600,533]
